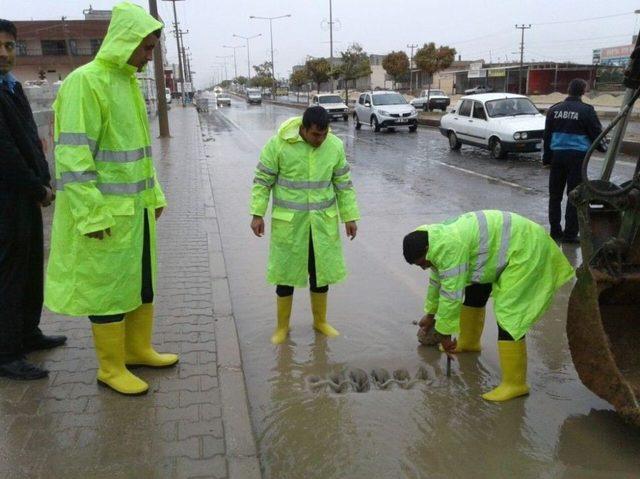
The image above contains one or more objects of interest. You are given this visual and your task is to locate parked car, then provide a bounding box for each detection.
[165,87,172,104]
[246,89,262,105]
[410,89,451,112]
[464,85,494,95]
[354,91,418,132]
[310,93,349,121]
[439,93,545,159]
[216,92,231,107]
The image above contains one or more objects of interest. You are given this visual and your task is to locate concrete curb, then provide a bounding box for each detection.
[197,114,262,479]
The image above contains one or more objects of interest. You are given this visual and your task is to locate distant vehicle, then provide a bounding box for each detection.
[410,89,451,112]
[354,91,418,132]
[439,93,545,159]
[246,89,262,105]
[216,92,231,107]
[214,86,223,94]
[310,93,349,121]
[464,85,494,95]
[165,87,172,104]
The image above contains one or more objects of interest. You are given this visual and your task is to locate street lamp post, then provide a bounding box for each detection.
[216,56,232,81]
[222,44,245,80]
[249,14,291,96]
[232,33,262,80]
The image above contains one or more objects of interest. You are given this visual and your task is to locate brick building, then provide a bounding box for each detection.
[13,8,111,83]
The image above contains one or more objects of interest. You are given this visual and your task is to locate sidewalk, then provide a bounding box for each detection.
[0,107,260,479]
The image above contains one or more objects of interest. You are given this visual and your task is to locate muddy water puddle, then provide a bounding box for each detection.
[207,103,640,478]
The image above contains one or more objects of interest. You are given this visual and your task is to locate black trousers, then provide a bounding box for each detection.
[0,193,45,361]
[463,283,516,341]
[89,210,154,324]
[276,232,328,297]
[548,150,584,238]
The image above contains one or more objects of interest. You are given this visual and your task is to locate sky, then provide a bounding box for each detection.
[2,0,639,88]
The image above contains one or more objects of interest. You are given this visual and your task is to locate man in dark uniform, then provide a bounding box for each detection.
[0,19,66,380]
[543,78,605,243]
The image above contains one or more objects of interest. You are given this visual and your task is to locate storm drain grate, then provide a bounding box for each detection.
[308,367,430,394]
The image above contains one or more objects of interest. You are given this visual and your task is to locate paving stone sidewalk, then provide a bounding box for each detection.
[0,107,260,479]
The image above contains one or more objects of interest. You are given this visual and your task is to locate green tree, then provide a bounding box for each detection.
[250,61,274,89]
[382,51,409,89]
[335,43,371,106]
[220,79,231,89]
[305,58,331,93]
[235,76,248,87]
[414,42,456,98]
[289,69,309,102]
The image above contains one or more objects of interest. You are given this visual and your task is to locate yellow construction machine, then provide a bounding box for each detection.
[568,36,640,427]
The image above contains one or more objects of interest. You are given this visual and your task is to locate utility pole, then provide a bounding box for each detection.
[233,33,262,80]
[148,0,170,137]
[329,0,334,92]
[407,43,418,93]
[515,24,531,94]
[163,0,186,106]
[223,45,245,80]
[250,14,291,96]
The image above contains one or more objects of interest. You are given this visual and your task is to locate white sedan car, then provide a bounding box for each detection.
[310,93,350,121]
[439,93,545,159]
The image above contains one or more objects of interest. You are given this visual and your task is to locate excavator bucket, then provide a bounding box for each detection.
[567,204,640,427]
[567,35,640,426]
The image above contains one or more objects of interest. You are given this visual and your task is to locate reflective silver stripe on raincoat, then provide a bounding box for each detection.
[273,197,336,211]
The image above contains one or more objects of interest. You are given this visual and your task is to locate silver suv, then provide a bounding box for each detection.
[354,91,418,132]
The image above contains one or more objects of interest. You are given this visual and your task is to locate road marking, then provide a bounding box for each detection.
[342,134,541,194]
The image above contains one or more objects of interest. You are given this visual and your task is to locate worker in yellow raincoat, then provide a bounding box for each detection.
[250,106,360,344]
[404,210,574,401]
[45,2,177,396]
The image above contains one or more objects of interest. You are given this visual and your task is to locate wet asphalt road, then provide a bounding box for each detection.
[199,99,640,479]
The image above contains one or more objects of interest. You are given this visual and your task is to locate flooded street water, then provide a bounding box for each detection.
[200,100,640,479]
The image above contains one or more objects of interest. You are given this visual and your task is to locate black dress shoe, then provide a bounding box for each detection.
[562,235,580,244]
[0,358,48,380]
[23,334,67,353]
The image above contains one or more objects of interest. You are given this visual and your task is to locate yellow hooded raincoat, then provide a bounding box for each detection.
[250,117,359,287]
[420,210,574,340]
[44,2,166,316]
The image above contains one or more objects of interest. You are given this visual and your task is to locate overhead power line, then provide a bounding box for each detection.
[532,11,634,26]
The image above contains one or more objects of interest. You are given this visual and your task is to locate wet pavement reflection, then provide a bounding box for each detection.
[201,99,640,478]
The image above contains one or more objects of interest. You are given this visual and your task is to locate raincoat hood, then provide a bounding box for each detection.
[96,2,163,69]
[277,116,333,144]
[278,116,304,143]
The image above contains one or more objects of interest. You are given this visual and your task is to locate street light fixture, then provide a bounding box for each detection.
[249,14,291,95]
[232,33,262,80]
[222,44,245,80]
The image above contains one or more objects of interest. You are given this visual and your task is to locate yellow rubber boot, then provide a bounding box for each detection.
[311,292,339,338]
[271,295,293,344]
[456,306,485,352]
[482,340,530,402]
[125,304,179,367]
[92,321,149,395]
[439,306,485,353]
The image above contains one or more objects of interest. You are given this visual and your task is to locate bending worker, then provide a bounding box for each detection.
[45,2,177,396]
[403,210,574,401]
[250,106,359,344]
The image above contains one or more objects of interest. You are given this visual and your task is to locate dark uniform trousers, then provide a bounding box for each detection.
[89,209,154,323]
[548,150,584,238]
[0,193,45,362]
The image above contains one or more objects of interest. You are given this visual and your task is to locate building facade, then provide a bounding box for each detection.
[13,9,111,83]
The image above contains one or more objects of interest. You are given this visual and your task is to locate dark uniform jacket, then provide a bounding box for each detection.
[0,79,50,201]
[542,96,604,164]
